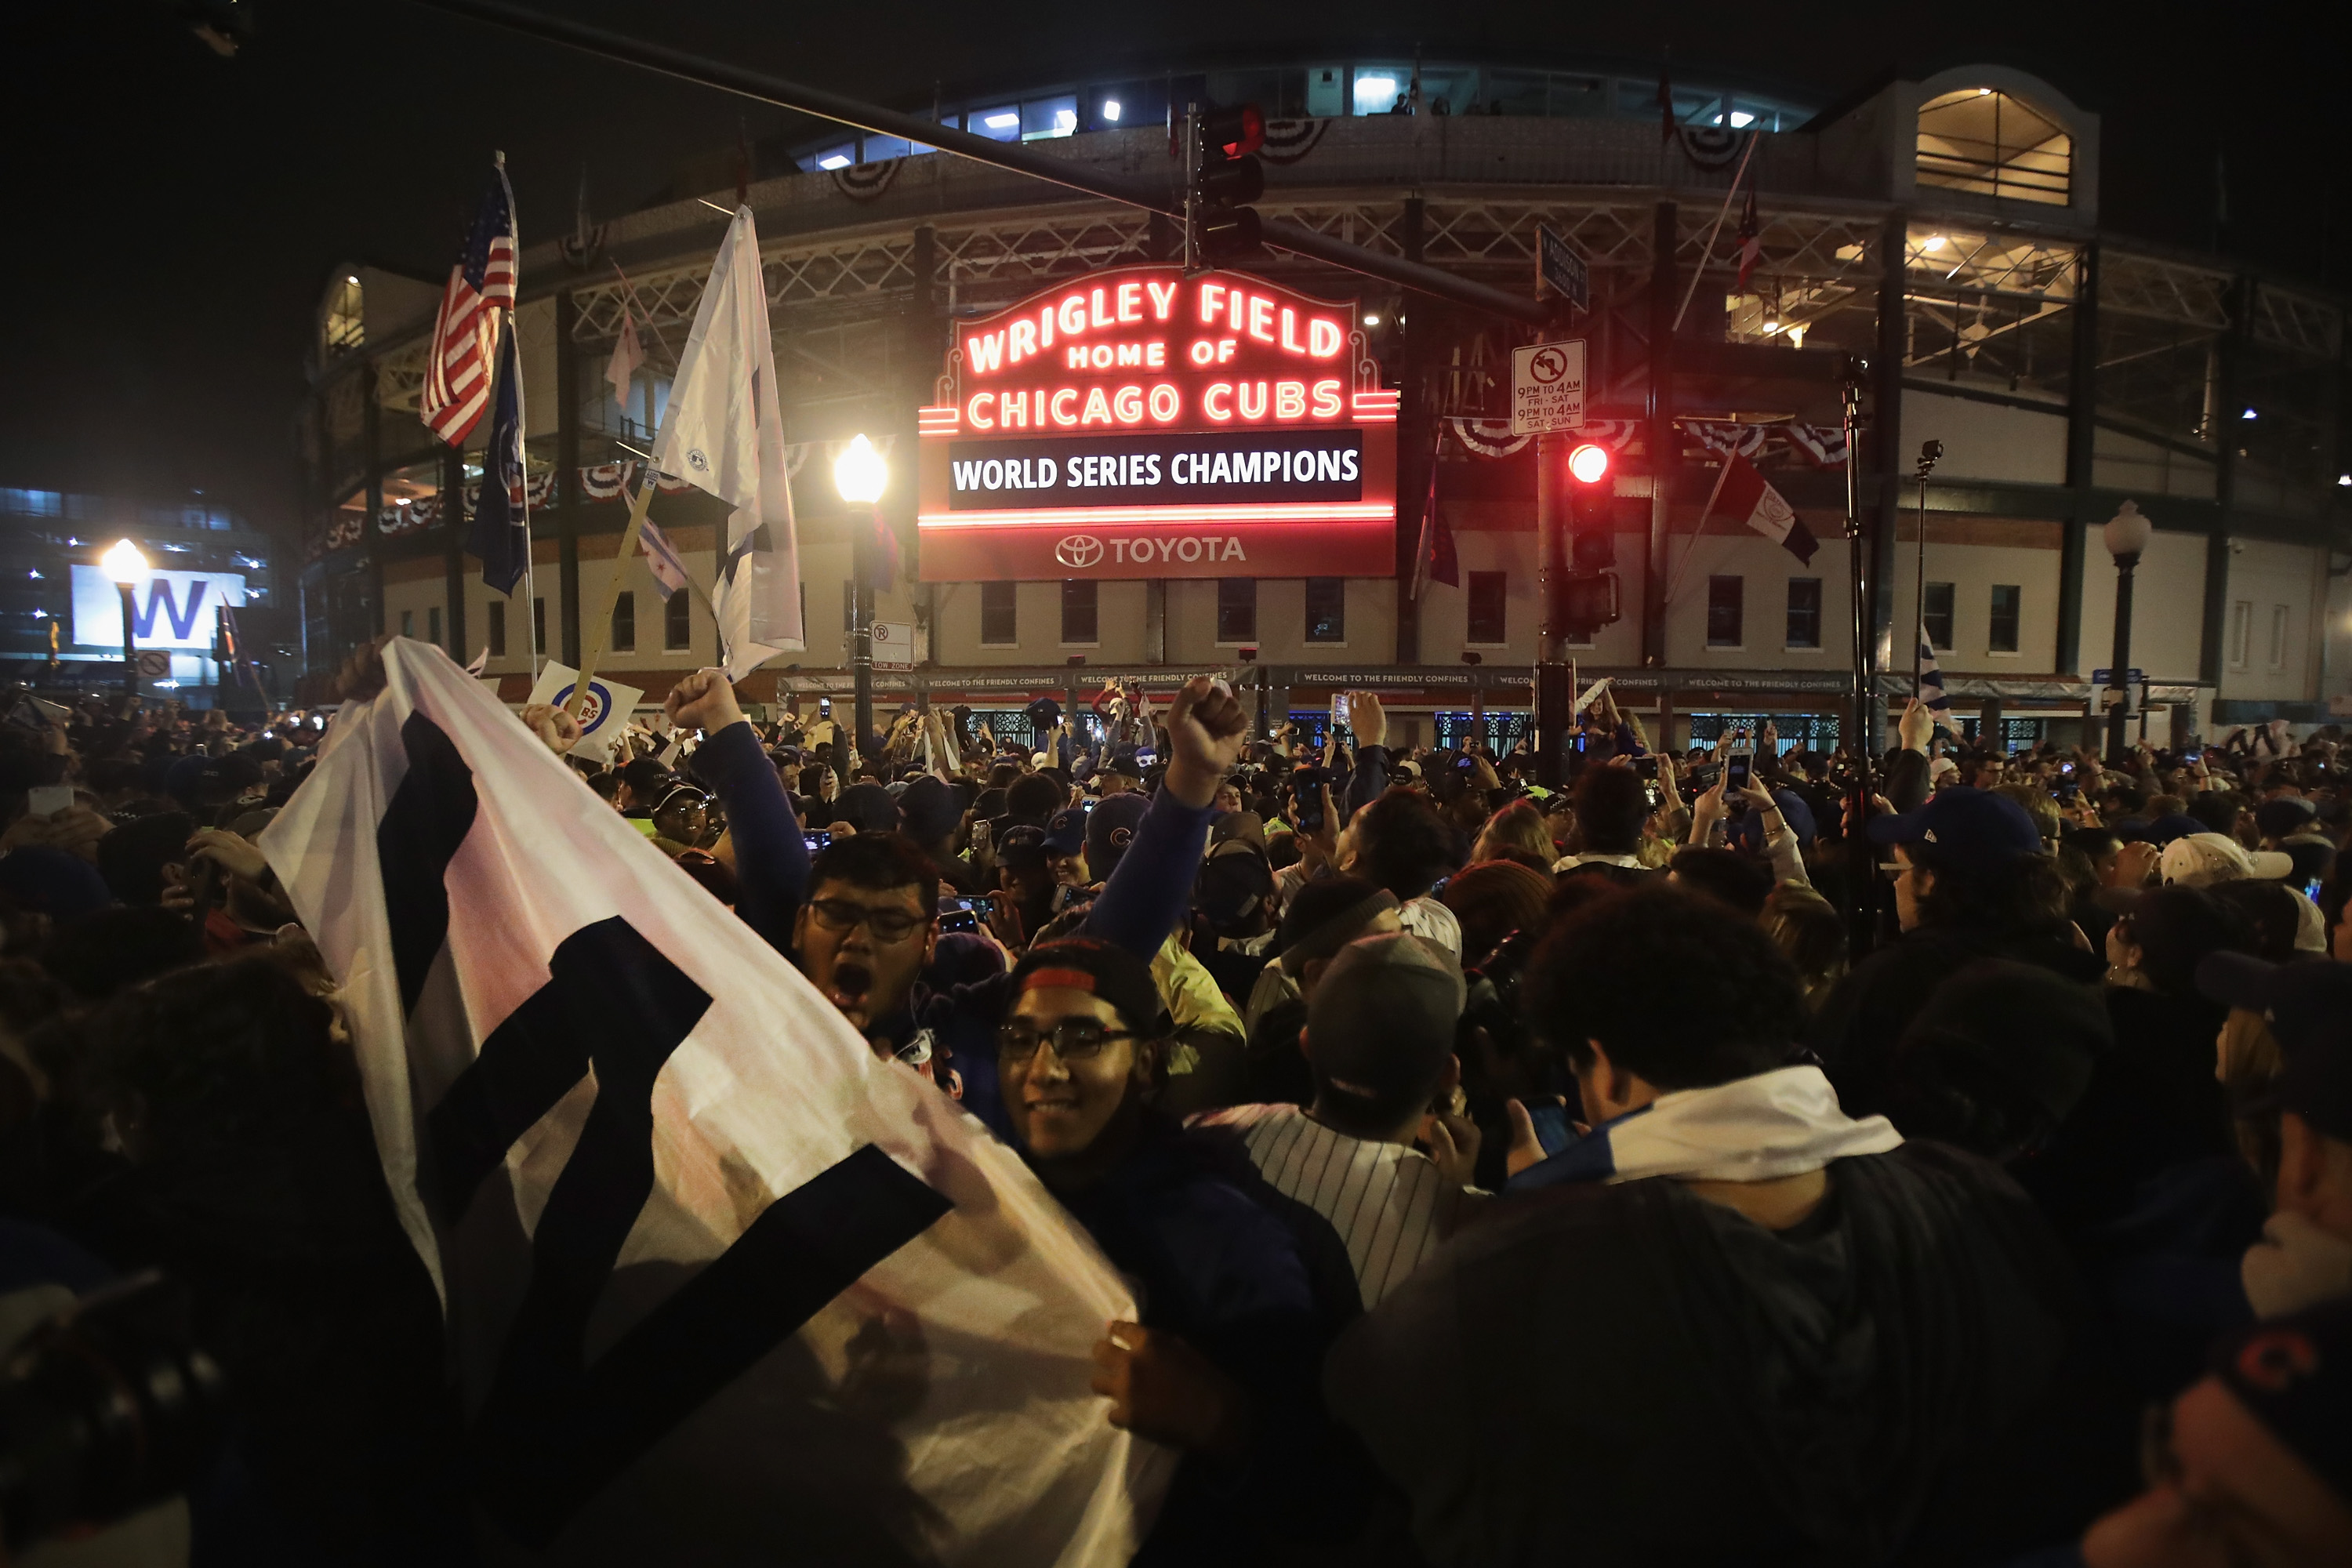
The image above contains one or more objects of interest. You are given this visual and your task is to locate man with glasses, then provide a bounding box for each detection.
[670,666,1251,1135]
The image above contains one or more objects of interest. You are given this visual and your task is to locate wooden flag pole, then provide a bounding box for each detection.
[567,475,657,721]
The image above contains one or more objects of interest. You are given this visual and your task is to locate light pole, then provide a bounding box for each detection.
[833,434,888,770]
[2101,500,2152,767]
[100,539,149,703]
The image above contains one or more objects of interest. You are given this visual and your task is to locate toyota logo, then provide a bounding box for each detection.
[1055,535,1104,568]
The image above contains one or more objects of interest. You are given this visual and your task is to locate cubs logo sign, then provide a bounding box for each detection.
[553,681,615,731]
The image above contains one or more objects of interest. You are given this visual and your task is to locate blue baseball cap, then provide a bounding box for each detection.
[1867,786,2042,869]
[1086,793,1149,880]
[1044,807,1088,856]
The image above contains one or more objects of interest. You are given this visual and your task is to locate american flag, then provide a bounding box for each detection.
[421,169,518,446]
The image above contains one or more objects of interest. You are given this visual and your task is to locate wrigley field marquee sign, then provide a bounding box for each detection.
[917,266,1398,581]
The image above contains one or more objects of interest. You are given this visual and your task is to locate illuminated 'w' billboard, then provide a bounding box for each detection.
[916,266,1398,581]
[70,566,247,649]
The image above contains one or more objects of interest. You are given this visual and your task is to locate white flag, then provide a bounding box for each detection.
[652,207,804,678]
[258,640,1167,1563]
[606,307,644,416]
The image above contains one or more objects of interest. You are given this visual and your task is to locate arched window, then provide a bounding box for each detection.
[1916,89,2070,206]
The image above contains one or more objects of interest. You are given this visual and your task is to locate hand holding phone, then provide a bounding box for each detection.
[25,785,74,819]
[1724,748,1755,794]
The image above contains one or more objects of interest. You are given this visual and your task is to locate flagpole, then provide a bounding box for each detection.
[609,441,724,626]
[1671,133,1759,336]
[1661,437,1737,609]
[568,476,655,722]
[495,148,541,683]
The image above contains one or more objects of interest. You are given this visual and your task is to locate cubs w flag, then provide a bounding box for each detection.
[652,205,804,678]
[1918,621,1959,732]
[1717,448,1820,564]
[257,640,1169,1563]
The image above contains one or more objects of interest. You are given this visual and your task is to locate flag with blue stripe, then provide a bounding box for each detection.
[1918,621,1958,732]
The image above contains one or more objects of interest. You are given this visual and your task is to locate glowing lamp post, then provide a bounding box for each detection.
[100,539,149,701]
[834,434,888,762]
[2101,500,2153,766]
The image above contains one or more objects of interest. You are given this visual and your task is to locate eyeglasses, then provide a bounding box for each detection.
[806,898,928,943]
[996,1018,1138,1062]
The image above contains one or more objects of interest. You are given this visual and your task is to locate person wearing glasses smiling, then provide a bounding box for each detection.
[996,936,1370,1563]
[669,665,1254,1138]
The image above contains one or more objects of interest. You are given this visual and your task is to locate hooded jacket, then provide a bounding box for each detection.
[1326,1142,2091,1567]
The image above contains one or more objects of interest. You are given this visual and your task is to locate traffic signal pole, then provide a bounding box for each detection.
[408,0,1550,326]
[1533,431,1570,789]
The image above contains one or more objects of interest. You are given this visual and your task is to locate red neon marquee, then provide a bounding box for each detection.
[917,265,1396,583]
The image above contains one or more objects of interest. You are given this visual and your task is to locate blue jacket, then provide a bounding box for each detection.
[699,720,1215,1136]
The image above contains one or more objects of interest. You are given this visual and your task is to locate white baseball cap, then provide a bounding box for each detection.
[2159,831,2294,887]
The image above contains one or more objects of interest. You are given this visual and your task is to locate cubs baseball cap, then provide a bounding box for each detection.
[2208,1297,2352,1507]
[1866,786,2042,869]
[1044,807,1088,857]
[1085,793,1149,880]
[2161,832,2294,887]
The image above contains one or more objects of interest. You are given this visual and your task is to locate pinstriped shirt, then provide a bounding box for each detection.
[1192,1103,1486,1308]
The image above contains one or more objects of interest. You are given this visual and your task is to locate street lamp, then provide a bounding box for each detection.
[100,539,149,702]
[833,434,888,767]
[2101,499,2153,766]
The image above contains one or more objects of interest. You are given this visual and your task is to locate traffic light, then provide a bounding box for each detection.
[1187,103,1265,270]
[1566,441,1613,570]
[1552,439,1621,639]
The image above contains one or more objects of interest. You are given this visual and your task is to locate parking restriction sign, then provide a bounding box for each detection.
[1509,339,1587,436]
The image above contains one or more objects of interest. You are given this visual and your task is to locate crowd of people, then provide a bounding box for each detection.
[2,657,2349,1566]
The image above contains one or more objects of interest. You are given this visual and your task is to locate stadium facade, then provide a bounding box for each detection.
[297,55,2351,750]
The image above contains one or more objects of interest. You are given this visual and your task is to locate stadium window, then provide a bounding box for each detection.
[1785,578,1822,649]
[664,589,691,651]
[612,591,635,653]
[1467,571,1508,644]
[1061,579,1098,644]
[1217,578,1258,644]
[1988,584,2021,653]
[2269,605,2290,671]
[980,581,1018,645]
[1916,88,2071,206]
[1922,582,1955,652]
[2227,601,2252,669]
[427,606,442,648]
[400,609,414,639]
[532,597,545,654]
[1305,579,1346,644]
[487,600,506,658]
[1706,575,1744,648]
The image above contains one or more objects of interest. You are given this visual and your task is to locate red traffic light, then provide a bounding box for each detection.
[1567,442,1610,485]
[1202,103,1265,159]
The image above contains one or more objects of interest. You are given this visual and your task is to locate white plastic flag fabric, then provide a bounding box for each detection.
[259,640,1165,1563]
[651,206,804,678]
[605,307,644,416]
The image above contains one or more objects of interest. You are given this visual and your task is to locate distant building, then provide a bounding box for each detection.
[0,486,284,704]
[298,57,2350,749]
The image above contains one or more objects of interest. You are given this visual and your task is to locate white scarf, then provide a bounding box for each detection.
[1513,1065,1903,1189]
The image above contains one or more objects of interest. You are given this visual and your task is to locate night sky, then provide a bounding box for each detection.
[5,1,2341,544]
